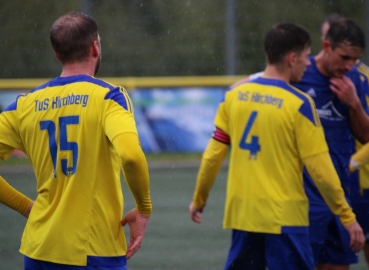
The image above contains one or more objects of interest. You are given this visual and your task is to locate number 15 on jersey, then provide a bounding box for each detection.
[40,115,79,177]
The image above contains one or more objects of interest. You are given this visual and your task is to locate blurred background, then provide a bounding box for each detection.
[1,0,369,154]
[1,1,369,269]
[0,0,368,78]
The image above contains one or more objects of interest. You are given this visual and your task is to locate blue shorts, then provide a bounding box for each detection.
[24,255,127,270]
[351,189,369,244]
[224,228,314,270]
[309,205,358,265]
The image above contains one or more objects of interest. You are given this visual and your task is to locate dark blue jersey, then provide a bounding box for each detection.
[292,56,369,206]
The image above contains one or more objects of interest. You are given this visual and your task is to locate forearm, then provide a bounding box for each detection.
[304,152,356,226]
[192,138,228,208]
[349,101,369,144]
[112,133,152,216]
[0,175,33,217]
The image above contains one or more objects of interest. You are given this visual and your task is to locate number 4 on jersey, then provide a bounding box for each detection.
[239,111,261,160]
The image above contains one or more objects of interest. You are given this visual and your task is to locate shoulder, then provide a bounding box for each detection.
[356,61,369,77]
[229,72,264,89]
[346,66,365,83]
[282,83,319,126]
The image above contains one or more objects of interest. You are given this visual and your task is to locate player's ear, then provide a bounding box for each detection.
[322,40,332,53]
[53,51,61,62]
[91,40,100,58]
[286,52,297,67]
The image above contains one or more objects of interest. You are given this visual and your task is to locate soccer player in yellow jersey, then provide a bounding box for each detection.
[189,22,364,270]
[0,12,152,270]
[350,60,369,267]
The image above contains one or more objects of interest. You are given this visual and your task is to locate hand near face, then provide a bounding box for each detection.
[330,76,360,108]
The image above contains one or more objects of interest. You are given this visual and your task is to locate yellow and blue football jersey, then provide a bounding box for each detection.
[215,77,328,234]
[353,61,369,194]
[0,75,138,265]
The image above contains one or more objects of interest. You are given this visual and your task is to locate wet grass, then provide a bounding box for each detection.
[0,158,367,269]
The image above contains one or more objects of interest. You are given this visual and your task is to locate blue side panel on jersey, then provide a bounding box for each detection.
[104,88,129,111]
[252,77,316,126]
[3,94,23,112]
[297,102,316,126]
[31,81,54,93]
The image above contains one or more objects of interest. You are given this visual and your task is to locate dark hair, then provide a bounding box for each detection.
[326,18,365,50]
[323,13,345,25]
[50,12,98,63]
[264,22,311,65]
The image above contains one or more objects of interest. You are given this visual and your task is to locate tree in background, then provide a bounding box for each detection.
[0,0,365,78]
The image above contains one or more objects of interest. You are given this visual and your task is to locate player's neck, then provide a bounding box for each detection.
[263,65,290,82]
[314,51,329,77]
[60,61,95,77]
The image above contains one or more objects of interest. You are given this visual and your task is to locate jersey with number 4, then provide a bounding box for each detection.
[0,75,136,265]
[216,77,328,233]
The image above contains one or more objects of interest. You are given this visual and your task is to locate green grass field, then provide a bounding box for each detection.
[0,156,367,269]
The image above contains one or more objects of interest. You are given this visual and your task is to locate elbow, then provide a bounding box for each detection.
[121,154,142,169]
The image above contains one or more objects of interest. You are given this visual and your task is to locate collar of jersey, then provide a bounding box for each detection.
[252,76,290,89]
[50,74,95,86]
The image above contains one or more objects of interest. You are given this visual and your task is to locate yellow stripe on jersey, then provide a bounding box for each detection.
[118,86,133,113]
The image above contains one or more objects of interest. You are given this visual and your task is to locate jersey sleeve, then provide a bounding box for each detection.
[0,175,33,216]
[294,97,329,159]
[103,86,138,141]
[350,142,369,172]
[304,152,356,226]
[112,133,152,216]
[192,138,228,208]
[0,101,23,160]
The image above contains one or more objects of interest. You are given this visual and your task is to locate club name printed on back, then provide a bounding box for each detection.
[238,91,284,109]
[34,93,89,112]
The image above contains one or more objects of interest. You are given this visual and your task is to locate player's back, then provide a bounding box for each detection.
[217,77,326,234]
[4,75,134,265]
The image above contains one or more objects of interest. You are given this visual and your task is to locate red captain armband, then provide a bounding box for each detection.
[213,128,230,145]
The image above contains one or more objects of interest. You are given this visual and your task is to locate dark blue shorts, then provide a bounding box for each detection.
[224,228,314,270]
[24,255,127,270]
[309,205,358,265]
[351,189,369,244]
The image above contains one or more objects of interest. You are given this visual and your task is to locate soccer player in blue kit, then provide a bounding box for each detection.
[292,18,369,270]
[321,14,369,269]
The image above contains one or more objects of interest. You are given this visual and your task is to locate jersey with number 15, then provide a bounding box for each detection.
[216,77,328,233]
[0,75,137,265]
